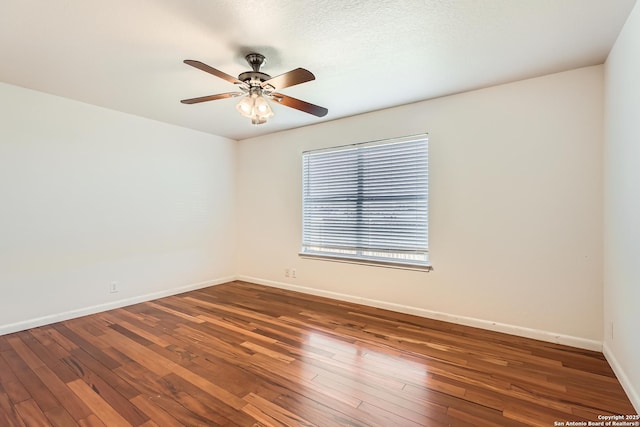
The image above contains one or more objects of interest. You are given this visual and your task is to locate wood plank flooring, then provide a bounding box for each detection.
[0,280,636,426]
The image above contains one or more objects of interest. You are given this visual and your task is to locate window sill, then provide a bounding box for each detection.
[298,253,433,272]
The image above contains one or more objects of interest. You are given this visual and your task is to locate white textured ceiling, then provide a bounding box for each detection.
[0,0,636,140]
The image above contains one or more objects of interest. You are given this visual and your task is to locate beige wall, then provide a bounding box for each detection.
[1,66,606,350]
[2,55,634,407]
[604,0,640,411]
[237,66,604,349]
[0,83,237,334]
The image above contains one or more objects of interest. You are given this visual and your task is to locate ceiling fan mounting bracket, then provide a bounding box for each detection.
[245,53,266,72]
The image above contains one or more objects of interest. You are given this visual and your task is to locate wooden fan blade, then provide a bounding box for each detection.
[262,68,315,91]
[183,60,243,85]
[181,92,243,104]
[272,93,328,117]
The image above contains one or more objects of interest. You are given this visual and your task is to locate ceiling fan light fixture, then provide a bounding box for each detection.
[254,95,274,117]
[236,95,255,118]
[235,90,274,124]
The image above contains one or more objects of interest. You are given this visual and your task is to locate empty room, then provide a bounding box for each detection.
[1,1,639,426]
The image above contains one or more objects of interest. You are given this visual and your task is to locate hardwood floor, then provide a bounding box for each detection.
[0,281,635,426]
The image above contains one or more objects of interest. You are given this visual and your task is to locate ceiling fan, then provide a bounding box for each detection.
[181,53,328,125]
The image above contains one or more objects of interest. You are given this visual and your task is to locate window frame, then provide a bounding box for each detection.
[299,134,431,271]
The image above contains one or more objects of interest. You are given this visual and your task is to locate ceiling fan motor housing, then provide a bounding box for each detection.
[239,53,271,87]
[238,71,271,87]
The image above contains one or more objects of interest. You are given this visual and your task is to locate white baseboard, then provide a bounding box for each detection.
[2,274,604,354]
[237,275,603,352]
[603,342,640,413]
[0,276,235,337]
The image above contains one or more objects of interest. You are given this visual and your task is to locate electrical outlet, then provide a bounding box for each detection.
[291,268,296,278]
[109,281,119,294]
[284,268,290,278]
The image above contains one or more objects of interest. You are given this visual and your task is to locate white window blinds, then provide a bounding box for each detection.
[301,134,430,269]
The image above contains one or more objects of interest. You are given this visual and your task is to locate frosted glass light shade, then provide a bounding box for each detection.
[236,92,274,124]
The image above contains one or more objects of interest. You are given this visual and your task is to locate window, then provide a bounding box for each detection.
[301,134,430,270]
